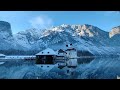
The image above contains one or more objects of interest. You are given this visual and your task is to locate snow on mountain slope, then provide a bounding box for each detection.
[0,21,12,38]
[0,21,30,51]
[37,24,112,55]
[0,20,120,56]
[109,26,120,46]
[14,28,46,50]
[109,25,120,38]
[0,21,18,50]
[12,24,120,55]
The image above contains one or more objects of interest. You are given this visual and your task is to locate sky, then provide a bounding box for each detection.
[0,11,120,34]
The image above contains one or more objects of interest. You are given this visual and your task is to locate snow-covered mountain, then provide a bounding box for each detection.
[109,25,120,38]
[0,21,12,38]
[1,21,120,56]
[109,26,120,46]
[0,21,30,51]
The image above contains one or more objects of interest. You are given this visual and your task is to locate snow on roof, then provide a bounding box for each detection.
[0,54,6,56]
[36,48,57,55]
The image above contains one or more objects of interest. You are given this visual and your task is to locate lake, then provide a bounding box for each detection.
[0,57,120,79]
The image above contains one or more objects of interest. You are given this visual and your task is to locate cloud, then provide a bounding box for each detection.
[29,15,53,29]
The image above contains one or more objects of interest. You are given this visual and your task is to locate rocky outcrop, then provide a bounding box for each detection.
[109,25,120,38]
[0,21,12,39]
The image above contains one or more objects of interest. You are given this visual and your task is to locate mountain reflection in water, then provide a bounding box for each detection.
[0,57,120,79]
[77,57,95,64]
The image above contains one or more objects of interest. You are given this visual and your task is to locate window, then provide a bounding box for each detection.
[71,72,74,75]
[67,70,69,73]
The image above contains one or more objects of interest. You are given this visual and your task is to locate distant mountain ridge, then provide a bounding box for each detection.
[0,21,120,56]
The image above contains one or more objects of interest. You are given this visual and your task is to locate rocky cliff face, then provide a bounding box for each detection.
[1,20,120,56]
[0,21,27,51]
[109,25,120,38]
[0,21,12,39]
[13,24,112,55]
[109,26,120,46]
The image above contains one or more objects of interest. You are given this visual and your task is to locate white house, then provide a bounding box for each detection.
[57,49,67,56]
[35,48,57,64]
[65,43,78,68]
[65,43,77,59]
[35,44,78,72]
[56,49,68,63]
[0,54,6,58]
[35,48,58,72]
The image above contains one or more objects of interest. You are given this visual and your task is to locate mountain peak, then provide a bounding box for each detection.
[0,21,12,39]
[1,22,120,56]
[83,24,92,27]
[109,25,120,38]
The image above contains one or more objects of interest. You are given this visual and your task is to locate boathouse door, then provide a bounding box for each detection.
[46,55,54,64]
[36,55,54,64]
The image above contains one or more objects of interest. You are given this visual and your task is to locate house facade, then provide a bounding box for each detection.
[35,48,57,64]
[65,43,78,68]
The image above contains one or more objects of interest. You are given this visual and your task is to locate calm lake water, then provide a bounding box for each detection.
[0,57,120,79]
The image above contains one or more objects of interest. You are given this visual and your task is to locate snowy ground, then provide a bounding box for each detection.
[5,55,35,59]
[0,57,120,79]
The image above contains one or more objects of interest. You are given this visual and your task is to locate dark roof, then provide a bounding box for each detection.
[58,49,66,53]
[56,55,65,57]
[66,48,76,51]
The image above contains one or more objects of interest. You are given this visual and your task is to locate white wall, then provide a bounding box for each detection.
[65,50,78,67]
[66,50,77,59]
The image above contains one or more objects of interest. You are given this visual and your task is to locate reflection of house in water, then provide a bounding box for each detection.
[35,48,58,71]
[55,49,67,69]
[34,42,96,75]
[35,43,78,73]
